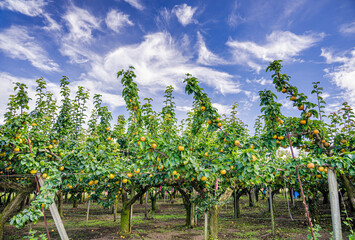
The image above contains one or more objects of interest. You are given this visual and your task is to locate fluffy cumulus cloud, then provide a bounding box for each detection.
[227,31,325,72]
[0,0,46,17]
[0,26,59,71]
[197,32,228,66]
[321,48,355,105]
[105,9,134,33]
[172,4,197,26]
[84,32,241,97]
[123,0,144,10]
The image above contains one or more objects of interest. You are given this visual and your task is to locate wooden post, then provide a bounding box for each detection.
[144,193,148,218]
[86,200,90,223]
[204,212,208,240]
[269,186,275,235]
[194,189,197,225]
[37,175,69,240]
[328,168,342,240]
[234,188,238,219]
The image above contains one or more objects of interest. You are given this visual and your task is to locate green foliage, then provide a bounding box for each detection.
[23,227,47,240]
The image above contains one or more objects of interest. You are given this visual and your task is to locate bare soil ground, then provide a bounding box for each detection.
[3,193,354,239]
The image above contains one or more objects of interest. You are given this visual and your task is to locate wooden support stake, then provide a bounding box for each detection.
[204,212,208,240]
[328,168,342,240]
[234,188,238,219]
[86,200,90,223]
[269,186,275,235]
[144,193,148,218]
[37,175,69,240]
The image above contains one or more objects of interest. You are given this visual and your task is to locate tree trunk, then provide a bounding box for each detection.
[73,197,78,208]
[120,186,149,234]
[56,191,63,217]
[254,188,259,202]
[177,187,194,228]
[151,197,157,212]
[340,173,355,212]
[234,194,241,218]
[114,198,118,222]
[208,206,220,239]
[139,195,144,205]
[248,190,254,207]
[120,203,131,234]
[0,183,35,240]
[321,190,329,205]
[64,192,68,203]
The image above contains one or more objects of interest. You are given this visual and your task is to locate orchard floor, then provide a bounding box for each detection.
[4,194,354,240]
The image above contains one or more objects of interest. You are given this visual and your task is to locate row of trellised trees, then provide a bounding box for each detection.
[0,61,353,239]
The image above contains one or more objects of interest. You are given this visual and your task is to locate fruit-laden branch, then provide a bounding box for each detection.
[43,149,61,160]
[152,149,169,158]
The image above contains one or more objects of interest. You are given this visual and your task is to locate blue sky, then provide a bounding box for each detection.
[0,0,354,131]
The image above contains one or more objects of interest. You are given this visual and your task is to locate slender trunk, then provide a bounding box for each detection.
[248,190,254,207]
[340,173,355,212]
[208,206,219,239]
[57,191,63,217]
[177,187,194,228]
[73,197,78,208]
[78,192,82,204]
[290,189,295,206]
[151,197,157,212]
[254,188,258,202]
[322,191,329,205]
[139,195,144,205]
[234,195,241,218]
[114,198,118,222]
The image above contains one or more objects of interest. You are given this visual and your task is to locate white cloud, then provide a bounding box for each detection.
[212,103,232,115]
[246,77,272,86]
[105,9,134,33]
[172,4,197,26]
[176,105,192,112]
[63,5,100,43]
[42,13,61,31]
[0,26,59,71]
[155,8,172,29]
[0,0,46,17]
[339,21,355,35]
[227,1,246,28]
[60,5,101,63]
[280,98,294,109]
[226,31,325,72]
[83,32,241,96]
[123,0,144,11]
[197,32,227,66]
[244,91,259,102]
[321,48,355,106]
